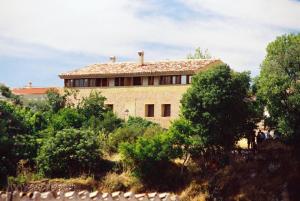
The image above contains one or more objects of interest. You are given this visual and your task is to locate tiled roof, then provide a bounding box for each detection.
[59,59,222,79]
[12,88,53,95]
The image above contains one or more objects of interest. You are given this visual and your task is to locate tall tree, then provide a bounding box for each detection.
[181,64,252,150]
[256,33,300,143]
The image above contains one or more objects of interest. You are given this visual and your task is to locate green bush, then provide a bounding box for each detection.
[105,126,145,154]
[50,108,85,130]
[36,129,102,178]
[119,132,180,180]
[126,116,158,128]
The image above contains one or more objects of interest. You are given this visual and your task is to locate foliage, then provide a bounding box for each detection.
[50,108,85,131]
[126,116,158,128]
[0,84,22,105]
[104,117,161,154]
[119,132,180,180]
[78,91,107,120]
[181,64,252,150]
[187,47,212,59]
[84,111,123,134]
[105,126,145,154]
[0,101,39,186]
[36,129,102,178]
[256,33,300,143]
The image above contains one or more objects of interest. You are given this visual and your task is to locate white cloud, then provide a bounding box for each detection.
[0,0,299,75]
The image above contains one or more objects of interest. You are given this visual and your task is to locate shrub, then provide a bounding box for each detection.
[36,129,102,178]
[50,108,85,130]
[105,126,145,154]
[119,132,181,182]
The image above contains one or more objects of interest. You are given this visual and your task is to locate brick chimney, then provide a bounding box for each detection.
[138,51,144,66]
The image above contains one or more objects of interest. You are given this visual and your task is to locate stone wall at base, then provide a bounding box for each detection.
[0,191,179,201]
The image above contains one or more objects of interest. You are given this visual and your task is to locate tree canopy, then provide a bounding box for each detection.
[181,64,252,150]
[256,33,300,143]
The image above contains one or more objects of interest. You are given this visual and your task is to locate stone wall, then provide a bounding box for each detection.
[68,85,189,128]
[0,191,179,201]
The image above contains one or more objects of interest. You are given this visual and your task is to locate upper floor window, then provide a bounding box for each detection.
[148,76,154,85]
[159,76,173,85]
[174,75,181,84]
[115,77,125,86]
[133,77,142,85]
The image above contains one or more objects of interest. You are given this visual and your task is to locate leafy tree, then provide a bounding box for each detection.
[50,108,85,131]
[0,101,39,185]
[181,64,251,150]
[187,47,212,59]
[78,91,107,120]
[0,84,22,105]
[256,33,300,143]
[36,129,102,178]
[46,88,67,113]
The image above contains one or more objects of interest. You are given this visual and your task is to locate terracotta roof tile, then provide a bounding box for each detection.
[59,59,222,79]
[12,88,53,95]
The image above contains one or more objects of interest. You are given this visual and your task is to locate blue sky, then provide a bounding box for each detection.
[0,0,300,87]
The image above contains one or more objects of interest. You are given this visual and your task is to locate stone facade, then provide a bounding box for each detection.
[70,84,189,128]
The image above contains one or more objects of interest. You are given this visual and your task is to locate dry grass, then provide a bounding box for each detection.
[99,172,143,193]
[179,181,208,201]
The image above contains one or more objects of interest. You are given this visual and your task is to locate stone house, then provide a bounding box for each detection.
[59,52,222,127]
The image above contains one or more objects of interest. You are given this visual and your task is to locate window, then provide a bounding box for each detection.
[105,104,113,111]
[101,78,108,87]
[84,79,89,87]
[115,77,125,86]
[175,75,181,84]
[145,104,154,117]
[64,79,71,87]
[187,75,193,84]
[148,76,154,85]
[133,77,142,85]
[124,77,132,86]
[75,79,80,87]
[182,75,187,84]
[161,104,171,117]
[159,76,173,85]
[89,79,96,87]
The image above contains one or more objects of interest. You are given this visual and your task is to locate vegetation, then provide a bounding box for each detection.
[187,47,212,59]
[1,37,300,200]
[256,33,300,143]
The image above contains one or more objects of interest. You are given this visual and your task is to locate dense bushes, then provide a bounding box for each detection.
[36,129,102,178]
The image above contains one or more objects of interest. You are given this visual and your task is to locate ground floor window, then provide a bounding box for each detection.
[105,104,114,111]
[145,104,154,117]
[161,104,171,117]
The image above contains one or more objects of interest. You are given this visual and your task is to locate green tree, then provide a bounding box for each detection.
[36,129,102,178]
[46,88,67,113]
[0,101,39,185]
[50,108,85,131]
[181,64,251,150]
[0,84,22,105]
[187,47,212,59]
[256,33,300,143]
[78,91,107,120]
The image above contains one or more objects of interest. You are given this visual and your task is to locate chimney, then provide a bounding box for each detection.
[110,56,116,63]
[138,51,144,66]
[28,81,32,88]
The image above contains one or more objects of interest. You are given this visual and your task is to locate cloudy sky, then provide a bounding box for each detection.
[0,0,299,87]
